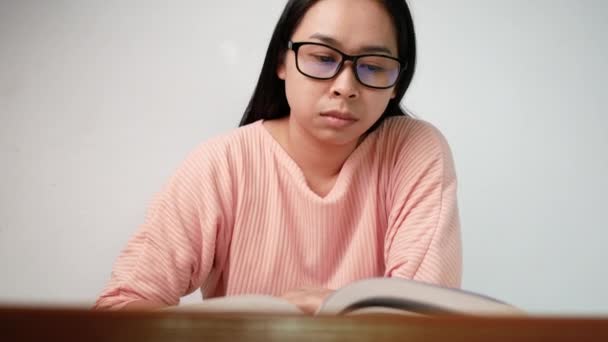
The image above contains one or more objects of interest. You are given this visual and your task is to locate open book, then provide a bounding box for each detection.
[165,277,523,316]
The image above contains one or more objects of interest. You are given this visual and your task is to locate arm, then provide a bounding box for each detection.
[383,122,462,288]
[94,145,229,310]
[122,300,166,310]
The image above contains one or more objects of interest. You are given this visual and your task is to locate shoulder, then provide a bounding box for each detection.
[371,115,457,186]
[374,115,453,161]
[195,120,263,152]
[187,120,264,164]
[377,115,449,147]
[172,120,265,182]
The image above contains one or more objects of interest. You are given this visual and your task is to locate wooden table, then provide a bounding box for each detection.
[2,306,608,341]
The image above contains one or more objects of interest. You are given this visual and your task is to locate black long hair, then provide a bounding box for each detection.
[239,0,416,131]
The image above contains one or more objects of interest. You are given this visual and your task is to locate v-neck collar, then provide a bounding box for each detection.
[256,119,376,203]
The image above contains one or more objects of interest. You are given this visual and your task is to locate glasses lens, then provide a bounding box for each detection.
[356,56,401,88]
[297,44,342,78]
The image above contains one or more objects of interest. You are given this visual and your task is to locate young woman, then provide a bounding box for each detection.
[95,0,462,313]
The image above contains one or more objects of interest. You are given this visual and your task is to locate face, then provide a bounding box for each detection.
[277,0,399,146]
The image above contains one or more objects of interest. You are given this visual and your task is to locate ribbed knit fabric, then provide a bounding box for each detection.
[94,116,462,310]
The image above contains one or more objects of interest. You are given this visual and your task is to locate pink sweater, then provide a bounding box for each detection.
[94,116,462,310]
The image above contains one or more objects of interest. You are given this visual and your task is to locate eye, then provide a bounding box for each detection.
[314,55,337,63]
[360,64,385,72]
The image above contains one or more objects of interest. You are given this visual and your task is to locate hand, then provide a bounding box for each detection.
[280,287,334,314]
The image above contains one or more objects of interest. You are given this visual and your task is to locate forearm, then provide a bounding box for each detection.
[122,299,167,311]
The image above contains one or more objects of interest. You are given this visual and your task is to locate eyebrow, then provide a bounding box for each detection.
[308,33,395,55]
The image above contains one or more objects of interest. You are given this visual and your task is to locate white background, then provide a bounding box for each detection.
[1,0,607,314]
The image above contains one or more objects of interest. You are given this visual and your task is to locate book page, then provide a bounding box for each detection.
[317,277,524,316]
[344,306,424,316]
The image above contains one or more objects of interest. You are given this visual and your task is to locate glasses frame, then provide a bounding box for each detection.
[287,41,405,90]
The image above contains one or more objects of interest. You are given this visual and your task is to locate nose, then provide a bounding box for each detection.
[329,62,359,99]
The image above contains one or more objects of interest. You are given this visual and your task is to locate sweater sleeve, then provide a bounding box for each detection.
[93,143,230,310]
[383,121,462,288]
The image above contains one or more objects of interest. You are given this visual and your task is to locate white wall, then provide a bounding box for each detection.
[1,0,606,314]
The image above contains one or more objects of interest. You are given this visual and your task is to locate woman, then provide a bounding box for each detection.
[95,0,462,313]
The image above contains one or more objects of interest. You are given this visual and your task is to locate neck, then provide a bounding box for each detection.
[281,116,358,180]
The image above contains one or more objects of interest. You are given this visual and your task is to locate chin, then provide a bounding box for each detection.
[313,127,362,147]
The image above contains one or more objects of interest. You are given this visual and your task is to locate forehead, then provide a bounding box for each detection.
[291,0,398,55]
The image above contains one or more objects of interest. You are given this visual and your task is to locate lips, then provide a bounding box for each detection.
[320,110,357,122]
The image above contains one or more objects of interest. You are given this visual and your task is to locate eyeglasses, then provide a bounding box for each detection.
[287,41,405,89]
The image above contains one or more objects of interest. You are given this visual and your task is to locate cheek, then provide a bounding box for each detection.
[361,92,394,118]
[284,67,324,113]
